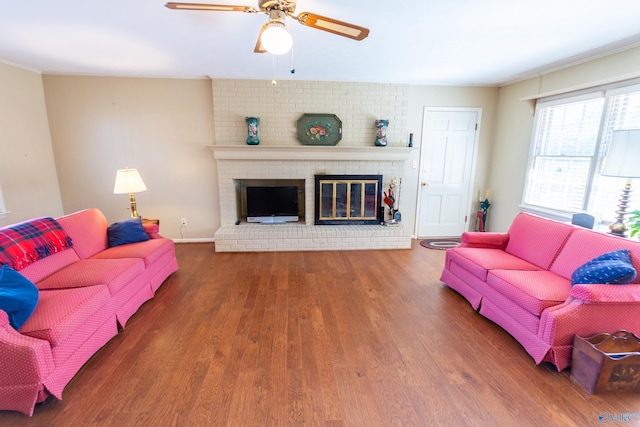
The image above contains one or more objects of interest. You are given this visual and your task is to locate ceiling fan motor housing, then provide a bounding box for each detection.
[259,0,296,14]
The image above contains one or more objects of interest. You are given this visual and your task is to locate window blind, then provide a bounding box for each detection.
[523,83,640,223]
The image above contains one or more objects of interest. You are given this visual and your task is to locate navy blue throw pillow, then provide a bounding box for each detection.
[107,217,150,247]
[0,264,39,330]
[571,249,637,286]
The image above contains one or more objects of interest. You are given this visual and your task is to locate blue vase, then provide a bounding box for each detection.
[246,117,260,145]
[375,119,389,146]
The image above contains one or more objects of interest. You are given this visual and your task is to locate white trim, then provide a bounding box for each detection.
[173,238,216,243]
[521,76,640,102]
[0,184,7,218]
[209,145,414,161]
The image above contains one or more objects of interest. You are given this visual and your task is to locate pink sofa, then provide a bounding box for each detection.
[0,208,178,415]
[440,212,640,371]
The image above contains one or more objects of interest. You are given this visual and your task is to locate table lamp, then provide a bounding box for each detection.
[600,129,640,237]
[113,168,147,218]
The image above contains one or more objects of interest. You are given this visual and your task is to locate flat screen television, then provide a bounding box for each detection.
[246,186,299,224]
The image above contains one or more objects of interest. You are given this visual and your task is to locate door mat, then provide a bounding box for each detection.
[419,238,461,250]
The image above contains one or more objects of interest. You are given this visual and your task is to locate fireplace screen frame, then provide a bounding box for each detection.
[314,174,383,225]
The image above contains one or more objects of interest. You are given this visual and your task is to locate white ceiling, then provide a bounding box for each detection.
[2,0,640,86]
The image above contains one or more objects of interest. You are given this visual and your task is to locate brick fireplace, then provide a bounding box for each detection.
[210,145,412,252]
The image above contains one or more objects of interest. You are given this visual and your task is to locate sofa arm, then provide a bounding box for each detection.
[460,232,509,249]
[569,284,640,303]
[539,285,640,351]
[0,310,55,416]
[142,223,163,239]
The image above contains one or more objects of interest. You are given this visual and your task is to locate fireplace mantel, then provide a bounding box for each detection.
[209,145,413,161]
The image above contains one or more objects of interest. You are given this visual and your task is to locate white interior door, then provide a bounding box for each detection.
[417,109,479,238]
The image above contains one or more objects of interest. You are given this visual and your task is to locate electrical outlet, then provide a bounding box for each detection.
[180,218,188,226]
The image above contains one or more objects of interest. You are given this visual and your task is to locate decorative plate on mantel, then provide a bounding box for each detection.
[296,114,342,146]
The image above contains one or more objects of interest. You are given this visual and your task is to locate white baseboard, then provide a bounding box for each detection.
[172,238,216,243]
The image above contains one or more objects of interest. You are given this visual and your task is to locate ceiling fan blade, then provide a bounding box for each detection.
[165,2,257,13]
[254,23,268,53]
[295,12,369,41]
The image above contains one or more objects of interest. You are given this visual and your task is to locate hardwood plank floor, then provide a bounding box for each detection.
[2,241,639,426]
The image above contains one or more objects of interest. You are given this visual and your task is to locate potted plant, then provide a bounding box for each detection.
[627,210,640,239]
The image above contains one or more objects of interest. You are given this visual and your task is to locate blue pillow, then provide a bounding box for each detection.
[107,217,150,247]
[571,249,637,286]
[0,264,39,329]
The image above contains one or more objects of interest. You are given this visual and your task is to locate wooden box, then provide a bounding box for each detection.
[571,330,640,394]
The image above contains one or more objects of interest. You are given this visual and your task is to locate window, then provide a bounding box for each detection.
[0,184,7,218]
[523,82,640,223]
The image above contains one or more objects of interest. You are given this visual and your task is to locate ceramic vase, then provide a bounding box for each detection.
[375,119,389,147]
[246,117,260,145]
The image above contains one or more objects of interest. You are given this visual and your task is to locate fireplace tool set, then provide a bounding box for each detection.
[383,177,402,225]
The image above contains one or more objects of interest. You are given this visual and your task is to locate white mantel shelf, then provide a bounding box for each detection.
[209,145,414,161]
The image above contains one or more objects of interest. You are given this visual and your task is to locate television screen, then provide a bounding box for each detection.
[246,186,299,223]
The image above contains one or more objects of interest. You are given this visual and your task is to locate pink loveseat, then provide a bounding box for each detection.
[440,212,640,371]
[0,208,178,415]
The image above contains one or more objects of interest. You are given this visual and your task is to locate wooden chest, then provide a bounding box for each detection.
[571,330,640,394]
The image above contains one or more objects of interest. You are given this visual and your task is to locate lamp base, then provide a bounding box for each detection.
[608,221,627,237]
[608,181,632,238]
[129,193,140,218]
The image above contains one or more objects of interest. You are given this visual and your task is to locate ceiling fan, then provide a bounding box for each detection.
[165,1,370,55]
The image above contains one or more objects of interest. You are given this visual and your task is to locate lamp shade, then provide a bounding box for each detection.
[260,22,293,55]
[601,129,640,178]
[113,168,147,194]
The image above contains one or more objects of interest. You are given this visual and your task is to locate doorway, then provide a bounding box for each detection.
[416,108,480,238]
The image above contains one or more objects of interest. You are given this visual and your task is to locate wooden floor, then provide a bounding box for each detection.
[2,241,639,426]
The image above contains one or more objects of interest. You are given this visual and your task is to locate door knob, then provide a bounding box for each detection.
[422,182,429,187]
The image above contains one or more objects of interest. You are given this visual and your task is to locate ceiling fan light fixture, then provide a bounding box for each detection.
[261,22,293,55]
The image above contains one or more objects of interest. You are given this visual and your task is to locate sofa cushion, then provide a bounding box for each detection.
[504,213,573,270]
[56,209,109,259]
[92,238,174,267]
[19,286,110,346]
[447,247,540,282]
[0,265,39,329]
[487,270,571,316]
[107,217,150,247]
[550,228,640,283]
[571,249,637,286]
[36,258,145,296]
[19,249,80,284]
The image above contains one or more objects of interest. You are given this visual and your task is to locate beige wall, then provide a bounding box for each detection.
[42,75,218,240]
[488,45,640,232]
[407,86,499,232]
[7,45,638,238]
[0,68,500,239]
[0,62,63,227]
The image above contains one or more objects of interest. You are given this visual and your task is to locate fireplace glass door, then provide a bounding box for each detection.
[315,175,382,225]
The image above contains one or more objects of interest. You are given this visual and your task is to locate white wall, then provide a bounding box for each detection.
[0,62,63,227]
[488,45,640,232]
[211,79,409,147]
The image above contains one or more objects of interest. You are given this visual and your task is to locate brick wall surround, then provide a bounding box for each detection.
[211,79,409,147]
[210,79,412,252]
[211,146,412,252]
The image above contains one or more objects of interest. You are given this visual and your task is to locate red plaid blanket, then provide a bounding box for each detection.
[0,217,73,271]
